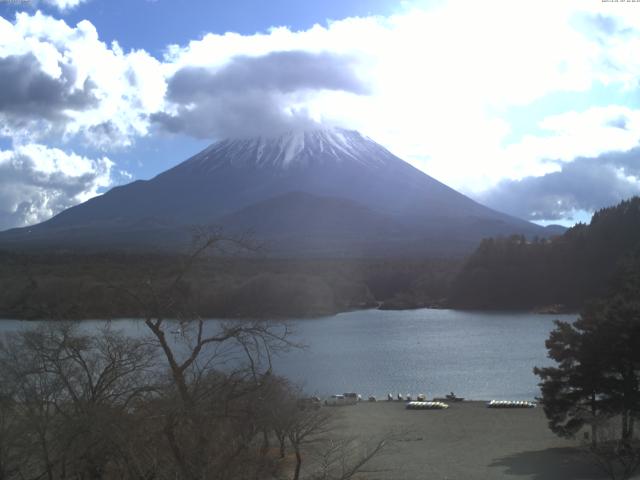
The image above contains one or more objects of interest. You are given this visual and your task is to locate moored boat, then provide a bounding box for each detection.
[487,400,536,408]
[406,401,449,410]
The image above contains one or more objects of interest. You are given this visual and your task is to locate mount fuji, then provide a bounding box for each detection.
[0,128,555,256]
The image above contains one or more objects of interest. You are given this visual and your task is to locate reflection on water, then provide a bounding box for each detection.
[0,308,577,400]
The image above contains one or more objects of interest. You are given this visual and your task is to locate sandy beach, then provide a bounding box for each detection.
[326,401,610,480]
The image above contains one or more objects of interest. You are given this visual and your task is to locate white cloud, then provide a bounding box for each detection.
[502,105,640,176]
[441,105,640,196]
[0,144,114,230]
[4,2,639,167]
[0,11,166,148]
[478,148,640,222]
[43,0,89,11]
[475,105,640,221]
[156,0,640,194]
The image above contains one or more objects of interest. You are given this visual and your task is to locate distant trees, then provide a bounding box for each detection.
[535,252,640,479]
[0,247,465,321]
[451,197,640,310]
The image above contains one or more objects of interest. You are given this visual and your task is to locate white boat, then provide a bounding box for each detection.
[406,401,449,410]
[487,400,536,408]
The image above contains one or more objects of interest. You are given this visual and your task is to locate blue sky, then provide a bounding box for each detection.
[54,0,399,55]
[0,0,640,230]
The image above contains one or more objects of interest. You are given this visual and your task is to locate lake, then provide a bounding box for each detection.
[0,308,577,401]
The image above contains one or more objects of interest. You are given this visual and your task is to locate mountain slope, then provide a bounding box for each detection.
[219,191,417,256]
[0,128,551,256]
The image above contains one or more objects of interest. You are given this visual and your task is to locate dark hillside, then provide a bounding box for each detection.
[449,197,640,310]
[0,252,461,319]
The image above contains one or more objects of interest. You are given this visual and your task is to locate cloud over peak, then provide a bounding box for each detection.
[153,50,367,139]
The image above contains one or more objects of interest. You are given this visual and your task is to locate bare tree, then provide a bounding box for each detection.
[309,435,391,480]
[286,405,334,480]
[0,375,20,480]
[282,402,396,480]
[0,229,393,480]
[0,322,158,480]
[109,229,298,479]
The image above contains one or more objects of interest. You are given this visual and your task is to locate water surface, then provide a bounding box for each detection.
[271,309,576,400]
[0,309,577,400]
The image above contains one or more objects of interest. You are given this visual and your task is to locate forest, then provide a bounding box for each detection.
[449,197,640,311]
[0,249,459,320]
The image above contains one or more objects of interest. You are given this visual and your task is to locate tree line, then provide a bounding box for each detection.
[0,250,460,320]
[450,197,640,310]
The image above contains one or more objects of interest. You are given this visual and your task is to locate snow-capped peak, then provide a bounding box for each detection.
[183,128,399,173]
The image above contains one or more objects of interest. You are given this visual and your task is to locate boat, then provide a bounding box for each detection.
[445,392,464,402]
[406,401,449,410]
[486,400,536,409]
[325,392,359,406]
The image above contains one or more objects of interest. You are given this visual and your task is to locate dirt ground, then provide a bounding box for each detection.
[326,401,612,480]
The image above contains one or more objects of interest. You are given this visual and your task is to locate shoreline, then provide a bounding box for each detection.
[0,305,579,322]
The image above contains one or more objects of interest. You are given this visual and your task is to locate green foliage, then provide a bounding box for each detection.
[534,251,640,447]
[534,314,614,439]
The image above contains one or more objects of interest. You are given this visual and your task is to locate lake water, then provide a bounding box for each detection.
[0,308,577,401]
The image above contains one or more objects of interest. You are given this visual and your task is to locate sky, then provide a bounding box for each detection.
[1,0,640,230]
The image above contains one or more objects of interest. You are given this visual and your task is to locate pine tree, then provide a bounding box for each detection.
[535,250,640,477]
[534,315,612,444]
